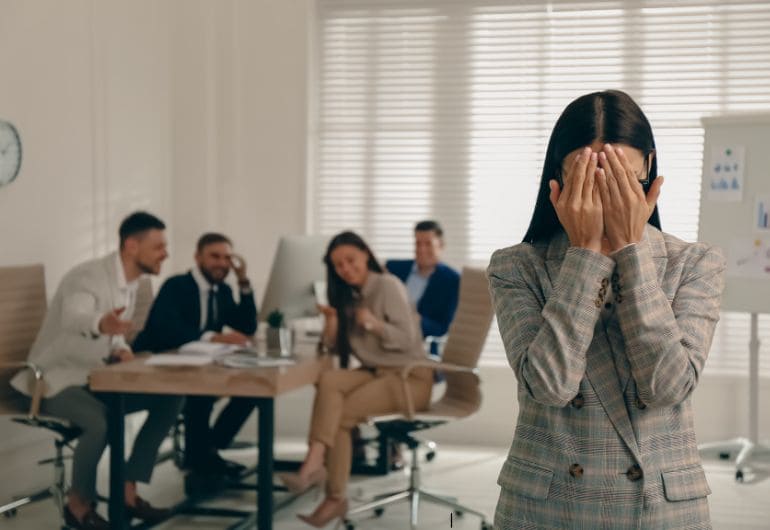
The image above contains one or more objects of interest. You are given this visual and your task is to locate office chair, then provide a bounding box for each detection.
[344,267,495,530]
[351,338,445,476]
[0,268,153,525]
[0,264,82,527]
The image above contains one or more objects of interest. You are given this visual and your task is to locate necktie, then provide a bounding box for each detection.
[205,287,219,331]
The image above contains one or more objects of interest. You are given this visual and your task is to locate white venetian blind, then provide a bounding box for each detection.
[312,0,770,374]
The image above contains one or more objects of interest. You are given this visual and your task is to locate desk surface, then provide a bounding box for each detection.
[89,349,328,397]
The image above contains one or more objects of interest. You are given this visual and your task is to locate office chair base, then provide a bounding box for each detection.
[699,437,770,482]
[0,435,74,525]
[0,487,55,518]
[344,444,491,530]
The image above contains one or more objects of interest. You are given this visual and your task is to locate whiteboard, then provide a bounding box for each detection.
[698,113,770,313]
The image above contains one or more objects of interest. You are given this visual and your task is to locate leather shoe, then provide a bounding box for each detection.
[219,455,247,477]
[63,505,109,530]
[297,497,348,528]
[279,468,327,495]
[187,452,246,478]
[125,496,172,524]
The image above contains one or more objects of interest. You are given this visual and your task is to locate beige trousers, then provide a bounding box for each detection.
[309,366,433,498]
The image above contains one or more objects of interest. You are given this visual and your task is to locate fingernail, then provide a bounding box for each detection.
[616,146,623,155]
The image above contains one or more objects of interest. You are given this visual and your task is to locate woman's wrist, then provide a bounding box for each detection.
[363,318,384,336]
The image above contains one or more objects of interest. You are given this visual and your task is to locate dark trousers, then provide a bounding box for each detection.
[42,386,183,502]
[183,396,257,463]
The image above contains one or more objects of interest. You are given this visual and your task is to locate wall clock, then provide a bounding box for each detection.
[0,120,22,187]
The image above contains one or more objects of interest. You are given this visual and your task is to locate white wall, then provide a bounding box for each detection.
[0,0,311,501]
[169,0,311,296]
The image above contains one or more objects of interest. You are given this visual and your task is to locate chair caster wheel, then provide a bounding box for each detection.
[426,451,436,462]
[481,522,493,530]
[3,508,18,518]
[342,519,355,530]
[718,451,731,460]
[374,507,385,517]
[454,509,464,517]
[736,469,744,482]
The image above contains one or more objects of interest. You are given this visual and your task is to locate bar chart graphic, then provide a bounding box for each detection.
[756,196,770,232]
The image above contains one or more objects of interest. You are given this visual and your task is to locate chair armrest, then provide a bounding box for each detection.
[400,359,477,379]
[394,360,478,421]
[0,361,45,418]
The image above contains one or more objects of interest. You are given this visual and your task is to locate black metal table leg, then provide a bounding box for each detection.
[256,398,274,530]
[106,392,127,529]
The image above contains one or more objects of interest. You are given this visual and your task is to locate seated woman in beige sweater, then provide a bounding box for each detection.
[281,231,434,527]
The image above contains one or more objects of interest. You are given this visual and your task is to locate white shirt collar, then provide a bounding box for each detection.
[191,266,218,292]
[115,252,139,291]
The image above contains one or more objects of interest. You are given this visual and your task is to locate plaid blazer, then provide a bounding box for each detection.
[488,226,726,530]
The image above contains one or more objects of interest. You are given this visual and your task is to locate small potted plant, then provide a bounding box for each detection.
[266,309,291,356]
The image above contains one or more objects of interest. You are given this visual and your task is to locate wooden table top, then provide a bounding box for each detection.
[89,347,329,398]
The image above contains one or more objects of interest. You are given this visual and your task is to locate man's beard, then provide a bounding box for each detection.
[201,266,228,285]
[136,258,157,275]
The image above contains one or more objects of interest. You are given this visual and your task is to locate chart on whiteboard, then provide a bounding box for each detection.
[728,237,770,278]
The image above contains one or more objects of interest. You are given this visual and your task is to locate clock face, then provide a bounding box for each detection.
[0,120,22,187]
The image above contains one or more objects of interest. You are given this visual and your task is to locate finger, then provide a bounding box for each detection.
[113,307,126,316]
[615,146,645,199]
[569,147,591,204]
[582,152,598,200]
[560,147,587,203]
[604,161,622,204]
[603,144,633,199]
[646,175,664,214]
[593,175,602,209]
[596,167,610,208]
[549,179,560,210]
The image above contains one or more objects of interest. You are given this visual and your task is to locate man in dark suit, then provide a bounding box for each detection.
[386,220,460,350]
[133,233,257,477]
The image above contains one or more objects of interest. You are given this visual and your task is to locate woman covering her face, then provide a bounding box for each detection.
[488,90,726,529]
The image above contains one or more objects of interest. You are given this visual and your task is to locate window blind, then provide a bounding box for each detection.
[312,0,770,374]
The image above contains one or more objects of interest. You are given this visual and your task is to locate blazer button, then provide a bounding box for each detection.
[571,393,584,409]
[569,463,584,478]
[635,397,647,410]
[625,464,643,482]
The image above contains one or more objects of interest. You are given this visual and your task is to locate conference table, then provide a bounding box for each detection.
[89,344,329,530]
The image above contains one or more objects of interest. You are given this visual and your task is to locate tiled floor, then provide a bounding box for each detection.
[2,442,769,529]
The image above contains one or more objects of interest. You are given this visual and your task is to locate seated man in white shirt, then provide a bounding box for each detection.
[11,211,183,530]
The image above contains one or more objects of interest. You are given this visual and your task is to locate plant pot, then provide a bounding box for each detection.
[266,327,293,357]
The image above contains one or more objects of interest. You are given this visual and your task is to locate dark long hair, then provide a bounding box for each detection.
[522,89,661,244]
[323,231,383,366]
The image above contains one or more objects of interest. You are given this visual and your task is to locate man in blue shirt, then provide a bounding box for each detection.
[386,220,460,352]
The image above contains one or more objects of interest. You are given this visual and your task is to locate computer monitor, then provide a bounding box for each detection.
[260,235,329,322]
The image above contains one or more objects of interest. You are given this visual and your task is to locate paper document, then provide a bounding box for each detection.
[217,354,296,369]
[145,354,213,366]
[313,280,328,307]
[178,341,241,357]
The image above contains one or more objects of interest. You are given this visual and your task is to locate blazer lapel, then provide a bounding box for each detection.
[103,252,121,310]
[185,272,204,330]
[585,327,642,460]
